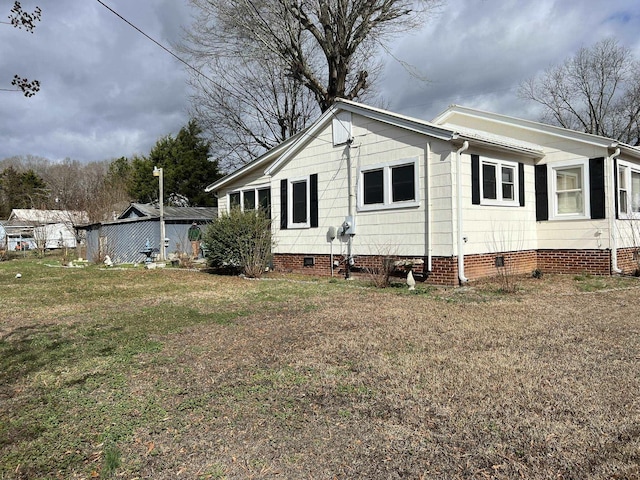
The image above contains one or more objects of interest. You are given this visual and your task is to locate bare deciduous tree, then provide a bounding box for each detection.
[520,38,640,145]
[1,156,133,223]
[187,54,318,170]
[183,0,442,168]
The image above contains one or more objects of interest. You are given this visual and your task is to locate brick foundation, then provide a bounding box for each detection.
[464,250,538,280]
[273,248,621,286]
[607,247,639,276]
[536,249,611,276]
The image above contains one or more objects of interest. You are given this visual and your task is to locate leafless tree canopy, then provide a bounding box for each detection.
[0,156,131,223]
[183,0,441,169]
[520,38,640,145]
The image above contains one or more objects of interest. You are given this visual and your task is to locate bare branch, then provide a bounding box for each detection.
[182,0,442,169]
[5,1,41,33]
[11,75,40,97]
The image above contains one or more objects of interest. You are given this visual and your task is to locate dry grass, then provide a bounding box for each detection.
[0,259,639,479]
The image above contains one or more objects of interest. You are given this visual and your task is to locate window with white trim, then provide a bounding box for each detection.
[358,158,419,211]
[479,157,519,206]
[617,161,640,218]
[288,177,310,228]
[549,160,590,219]
[228,186,271,218]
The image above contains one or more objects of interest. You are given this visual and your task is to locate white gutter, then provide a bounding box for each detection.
[609,146,622,274]
[346,138,354,279]
[456,141,470,283]
[425,142,433,271]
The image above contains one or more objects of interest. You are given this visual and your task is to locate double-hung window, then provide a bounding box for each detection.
[548,159,590,219]
[617,161,640,218]
[479,157,519,206]
[358,158,419,211]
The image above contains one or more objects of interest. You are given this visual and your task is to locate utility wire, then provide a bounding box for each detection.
[94,0,216,84]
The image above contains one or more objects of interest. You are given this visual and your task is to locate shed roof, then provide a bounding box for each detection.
[6,209,89,225]
[118,203,217,222]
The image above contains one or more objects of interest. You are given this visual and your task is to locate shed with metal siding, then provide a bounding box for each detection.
[80,204,217,264]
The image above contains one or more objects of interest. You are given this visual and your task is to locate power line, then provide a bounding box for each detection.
[94,0,215,84]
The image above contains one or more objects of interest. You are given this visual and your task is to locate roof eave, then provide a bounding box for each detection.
[456,135,545,159]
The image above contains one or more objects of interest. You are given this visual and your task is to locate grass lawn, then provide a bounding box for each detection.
[0,255,638,479]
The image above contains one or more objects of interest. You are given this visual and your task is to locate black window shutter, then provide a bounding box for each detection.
[518,162,525,207]
[280,179,288,229]
[535,164,548,221]
[471,154,480,205]
[310,174,319,228]
[589,157,605,219]
[613,157,619,219]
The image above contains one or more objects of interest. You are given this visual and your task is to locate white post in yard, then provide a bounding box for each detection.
[153,166,165,261]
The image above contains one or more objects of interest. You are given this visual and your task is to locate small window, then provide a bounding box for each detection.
[556,166,583,215]
[617,161,640,217]
[548,160,590,220]
[479,158,518,206]
[229,192,240,209]
[288,177,310,228]
[258,188,271,218]
[632,172,640,212]
[391,164,415,202]
[502,166,515,200]
[292,180,307,224]
[619,165,628,214]
[482,163,497,200]
[363,169,384,205]
[243,190,256,210]
[357,158,419,211]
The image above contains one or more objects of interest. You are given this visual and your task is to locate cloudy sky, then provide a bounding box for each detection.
[1,0,640,164]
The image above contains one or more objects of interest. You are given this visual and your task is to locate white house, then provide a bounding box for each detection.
[2,209,88,251]
[205,99,640,285]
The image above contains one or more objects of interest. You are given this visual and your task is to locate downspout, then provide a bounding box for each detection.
[426,142,433,272]
[456,140,470,284]
[346,137,354,279]
[609,147,622,274]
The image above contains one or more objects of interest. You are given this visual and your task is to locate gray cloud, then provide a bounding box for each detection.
[1,0,640,163]
[1,0,192,162]
[381,0,640,120]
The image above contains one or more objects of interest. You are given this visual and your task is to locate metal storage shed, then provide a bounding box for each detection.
[79,203,217,264]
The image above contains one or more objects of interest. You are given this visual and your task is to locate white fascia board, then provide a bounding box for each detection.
[457,135,545,158]
[433,104,622,150]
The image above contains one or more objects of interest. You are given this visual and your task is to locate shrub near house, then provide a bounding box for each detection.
[203,209,273,277]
